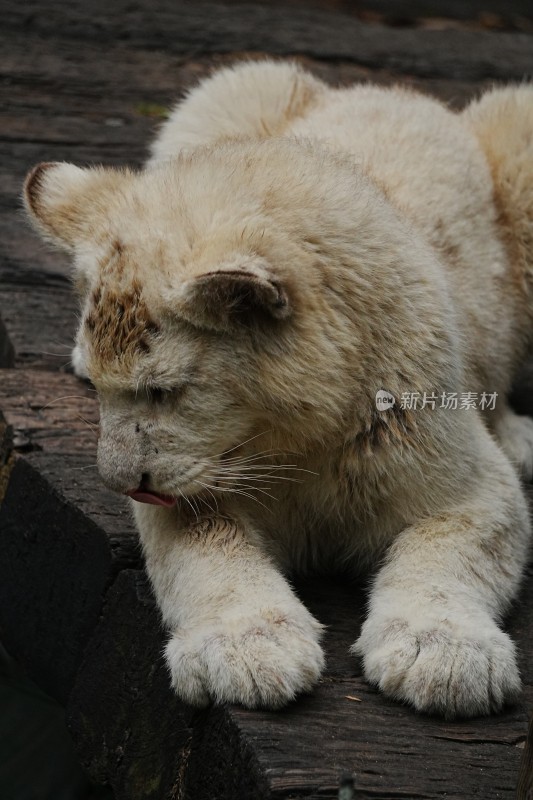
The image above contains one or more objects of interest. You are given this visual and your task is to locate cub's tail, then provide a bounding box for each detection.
[149,60,325,165]
[463,86,533,287]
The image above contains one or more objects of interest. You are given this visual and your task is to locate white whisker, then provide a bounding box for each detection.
[196,481,271,511]
[212,431,272,459]
[177,486,199,520]
[194,482,220,514]
[218,442,301,461]
[208,472,276,485]
[218,449,281,464]
[214,481,278,501]
[216,464,317,479]
[218,463,314,474]
[216,454,317,477]
[76,414,99,435]
[40,395,95,411]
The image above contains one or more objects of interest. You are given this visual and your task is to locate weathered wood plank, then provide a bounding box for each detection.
[517,709,533,799]
[0,313,15,369]
[0,452,139,703]
[329,0,533,27]
[67,570,190,800]
[0,372,139,703]
[0,279,79,372]
[4,0,533,81]
[0,369,97,452]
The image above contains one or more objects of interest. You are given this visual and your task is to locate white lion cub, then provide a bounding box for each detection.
[24,61,533,718]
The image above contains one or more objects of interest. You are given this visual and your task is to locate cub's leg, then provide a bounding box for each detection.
[134,505,324,708]
[353,432,530,719]
[148,60,325,164]
[492,402,533,481]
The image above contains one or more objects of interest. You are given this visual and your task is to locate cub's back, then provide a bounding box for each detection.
[288,84,518,394]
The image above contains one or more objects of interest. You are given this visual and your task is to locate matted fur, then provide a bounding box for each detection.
[24,61,533,718]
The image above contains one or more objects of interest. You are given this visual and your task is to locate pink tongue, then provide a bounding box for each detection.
[126,490,177,508]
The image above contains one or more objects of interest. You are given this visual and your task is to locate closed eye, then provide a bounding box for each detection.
[147,384,187,404]
[148,387,167,404]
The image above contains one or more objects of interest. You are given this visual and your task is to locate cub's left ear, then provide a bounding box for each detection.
[177,263,291,332]
[23,161,112,250]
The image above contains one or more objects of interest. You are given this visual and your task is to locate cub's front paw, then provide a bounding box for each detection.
[352,614,520,719]
[166,609,325,709]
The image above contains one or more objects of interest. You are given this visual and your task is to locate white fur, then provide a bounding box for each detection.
[24,61,533,717]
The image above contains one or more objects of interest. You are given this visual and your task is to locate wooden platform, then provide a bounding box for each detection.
[1,2,533,797]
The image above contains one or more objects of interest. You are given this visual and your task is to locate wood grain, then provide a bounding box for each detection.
[517,709,533,799]
[4,0,533,80]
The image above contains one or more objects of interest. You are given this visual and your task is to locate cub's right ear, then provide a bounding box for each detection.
[23,162,111,250]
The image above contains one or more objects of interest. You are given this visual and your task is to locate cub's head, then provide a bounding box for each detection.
[23,141,375,507]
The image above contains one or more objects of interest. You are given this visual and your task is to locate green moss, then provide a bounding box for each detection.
[135,103,170,118]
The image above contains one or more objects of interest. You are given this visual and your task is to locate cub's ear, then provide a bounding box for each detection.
[176,262,291,332]
[23,162,112,250]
